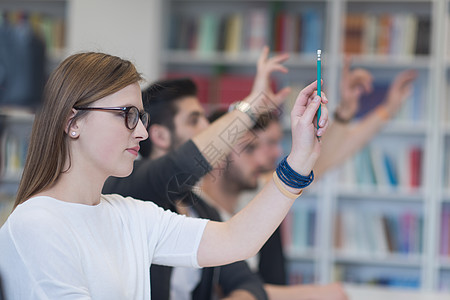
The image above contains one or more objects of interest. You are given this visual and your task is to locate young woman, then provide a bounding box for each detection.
[0,52,328,299]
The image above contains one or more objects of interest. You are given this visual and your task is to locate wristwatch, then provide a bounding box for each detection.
[229,101,257,123]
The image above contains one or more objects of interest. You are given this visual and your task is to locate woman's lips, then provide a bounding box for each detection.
[127,146,140,156]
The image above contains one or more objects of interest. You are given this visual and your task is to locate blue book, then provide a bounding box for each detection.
[383,153,398,186]
[301,9,322,54]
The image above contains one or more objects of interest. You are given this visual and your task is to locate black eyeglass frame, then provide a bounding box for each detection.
[73,106,149,130]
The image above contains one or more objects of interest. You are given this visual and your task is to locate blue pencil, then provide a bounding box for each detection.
[316,49,321,130]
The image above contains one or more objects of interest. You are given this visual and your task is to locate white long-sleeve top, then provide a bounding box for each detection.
[0,194,208,299]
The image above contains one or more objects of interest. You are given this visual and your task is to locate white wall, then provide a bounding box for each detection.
[66,0,162,85]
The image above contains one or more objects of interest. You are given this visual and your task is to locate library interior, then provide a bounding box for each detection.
[2,0,450,299]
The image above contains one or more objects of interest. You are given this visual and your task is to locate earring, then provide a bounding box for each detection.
[71,132,76,136]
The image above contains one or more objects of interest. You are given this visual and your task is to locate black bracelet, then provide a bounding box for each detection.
[333,110,352,124]
[275,156,314,189]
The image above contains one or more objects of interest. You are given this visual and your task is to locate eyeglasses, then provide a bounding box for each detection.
[74,106,149,130]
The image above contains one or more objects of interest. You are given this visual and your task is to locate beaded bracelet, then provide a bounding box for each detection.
[275,156,314,189]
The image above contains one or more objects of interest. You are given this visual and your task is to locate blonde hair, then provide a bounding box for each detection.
[14,52,143,208]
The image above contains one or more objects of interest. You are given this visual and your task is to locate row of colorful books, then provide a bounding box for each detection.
[335,265,420,289]
[165,72,427,127]
[168,8,322,55]
[334,210,423,256]
[344,13,430,56]
[1,10,65,57]
[339,145,423,190]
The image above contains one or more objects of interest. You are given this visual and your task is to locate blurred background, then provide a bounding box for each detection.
[1,0,450,295]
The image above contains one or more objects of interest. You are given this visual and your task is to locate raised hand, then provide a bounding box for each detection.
[246,46,292,115]
[382,69,418,115]
[287,80,329,176]
[336,57,373,122]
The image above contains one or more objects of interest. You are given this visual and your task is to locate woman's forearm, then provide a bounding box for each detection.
[197,179,298,267]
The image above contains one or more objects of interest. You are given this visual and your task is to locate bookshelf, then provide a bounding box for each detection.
[161,0,450,292]
[0,0,67,72]
[0,0,67,225]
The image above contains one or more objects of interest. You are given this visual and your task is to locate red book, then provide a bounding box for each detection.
[215,74,277,110]
[216,75,254,109]
[275,12,286,52]
[409,147,422,188]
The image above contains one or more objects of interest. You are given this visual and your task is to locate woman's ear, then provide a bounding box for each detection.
[65,108,80,138]
[148,124,171,151]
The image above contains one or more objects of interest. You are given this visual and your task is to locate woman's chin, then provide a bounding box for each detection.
[112,167,134,178]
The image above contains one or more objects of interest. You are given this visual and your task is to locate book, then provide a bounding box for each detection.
[335,210,421,256]
[415,17,431,55]
[224,13,243,54]
[215,74,277,110]
[377,14,392,55]
[344,14,365,54]
[370,146,389,188]
[273,11,285,52]
[384,153,399,187]
[409,147,422,188]
[246,9,269,54]
[301,9,321,54]
[196,13,219,54]
[362,14,378,55]
[215,75,254,109]
[382,215,395,252]
[403,14,418,57]
[442,207,450,256]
